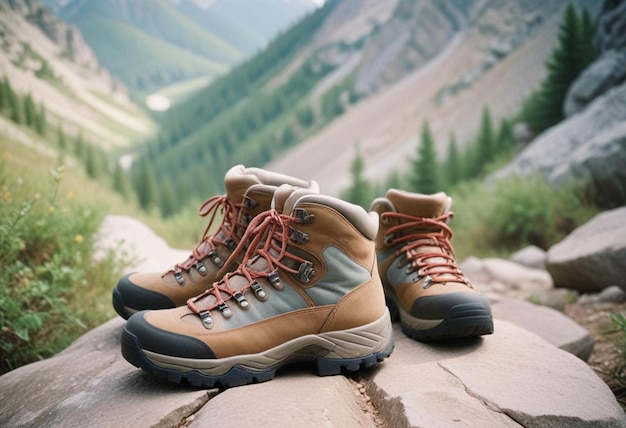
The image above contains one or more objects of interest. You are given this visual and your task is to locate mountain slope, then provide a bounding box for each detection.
[41,0,242,94]
[126,0,602,218]
[0,0,153,147]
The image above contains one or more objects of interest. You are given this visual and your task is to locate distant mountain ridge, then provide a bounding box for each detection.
[39,0,319,95]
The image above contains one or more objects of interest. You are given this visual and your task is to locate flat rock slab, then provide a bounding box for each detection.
[370,322,625,427]
[1,318,624,427]
[491,297,594,361]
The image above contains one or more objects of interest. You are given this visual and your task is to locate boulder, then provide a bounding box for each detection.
[491,81,626,205]
[509,244,547,270]
[460,256,552,299]
[564,50,626,117]
[546,207,626,292]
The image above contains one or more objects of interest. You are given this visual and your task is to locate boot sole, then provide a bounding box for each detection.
[385,290,494,341]
[121,309,394,388]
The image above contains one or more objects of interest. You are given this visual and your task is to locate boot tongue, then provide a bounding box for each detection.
[224,165,263,203]
[386,189,449,218]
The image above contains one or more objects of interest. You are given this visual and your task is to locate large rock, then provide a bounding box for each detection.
[491,81,626,206]
[564,50,626,117]
[1,319,623,427]
[509,245,547,270]
[546,207,626,292]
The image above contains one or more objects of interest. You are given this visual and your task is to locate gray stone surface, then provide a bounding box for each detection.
[192,374,378,428]
[547,207,626,293]
[509,245,547,270]
[564,50,626,117]
[491,81,626,204]
[0,318,216,428]
[460,256,552,299]
[491,297,594,361]
[369,322,624,427]
[1,319,623,428]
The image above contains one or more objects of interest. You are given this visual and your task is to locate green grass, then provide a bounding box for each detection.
[448,175,601,261]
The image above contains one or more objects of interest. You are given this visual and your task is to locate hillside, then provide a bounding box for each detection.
[0,0,153,147]
[134,0,599,213]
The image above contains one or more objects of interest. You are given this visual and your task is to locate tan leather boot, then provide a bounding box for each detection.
[370,189,493,340]
[121,187,393,387]
[112,165,318,319]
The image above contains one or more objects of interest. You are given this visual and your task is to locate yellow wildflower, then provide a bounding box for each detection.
[74,234,84,244]
[3,191,12,203]
[48,206,56,214]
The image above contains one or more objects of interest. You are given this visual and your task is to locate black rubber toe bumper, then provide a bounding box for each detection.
[406,292,494,341]
[123,310,216,361]
[112,273,175,319]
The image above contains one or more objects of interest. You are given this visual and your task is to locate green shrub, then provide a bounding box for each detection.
[0,158,125,374]
[450,175,599,259]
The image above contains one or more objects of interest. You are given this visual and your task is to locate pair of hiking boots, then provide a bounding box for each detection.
[114,165,493,388]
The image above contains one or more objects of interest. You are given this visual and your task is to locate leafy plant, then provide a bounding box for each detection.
[0,157,127,374]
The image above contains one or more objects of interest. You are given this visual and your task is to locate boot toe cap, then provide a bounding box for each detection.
[113,273,176,319]
[125,310,216,359]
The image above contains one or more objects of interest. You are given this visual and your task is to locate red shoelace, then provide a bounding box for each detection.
[165,195,245,280]
[187,209,313,328]
[381,212,469,287]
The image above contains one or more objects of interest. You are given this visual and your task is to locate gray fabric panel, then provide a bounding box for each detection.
[305,246,371,306]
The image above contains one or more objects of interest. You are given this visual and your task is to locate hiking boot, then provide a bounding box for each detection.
[112,165,319,319]
[121,187,394,388]
[370,189,493,341]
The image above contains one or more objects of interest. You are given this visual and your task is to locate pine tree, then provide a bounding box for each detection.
[159,180,177,218]
[112,161,130,199]
[342,144,372,209]
[410,120,439,194]
[7,83,23,124]
[23,94,36,128]
[495,118,515,156]
[579,8,597,67]
[35,102,46,136]
[0,78,7,112]
[444,132,461,188]
[85,144,99,178]
[521,3,592,134]
[135,161,158,211]
[475,106,495,174]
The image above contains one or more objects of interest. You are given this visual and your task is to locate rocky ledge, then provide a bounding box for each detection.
[0,215,624,427]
